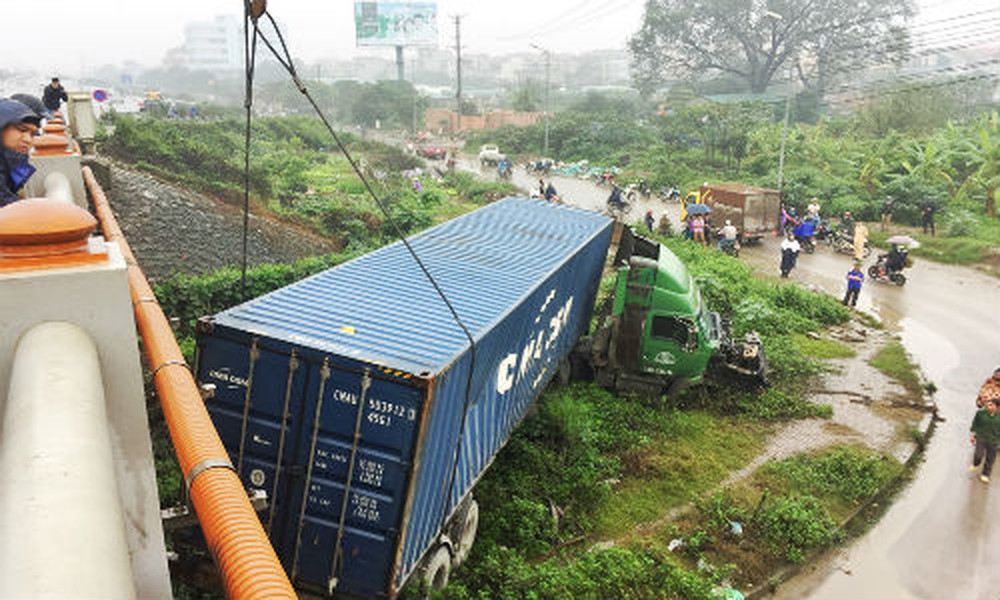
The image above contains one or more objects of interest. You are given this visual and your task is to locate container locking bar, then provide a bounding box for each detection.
[291,357,332,581]
[268,350,299,535]
[328,368,372,594]
[236,339,261,475]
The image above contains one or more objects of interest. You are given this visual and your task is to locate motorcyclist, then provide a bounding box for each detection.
[885,244,907,273]
[718,219,739,252]
[544,182,558,201]
[607,185,624,209]
[792,218,816,251]
[497,158,511,179]
[840,211,855,237]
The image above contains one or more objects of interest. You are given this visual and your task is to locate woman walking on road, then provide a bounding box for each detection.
[780,233,801,278]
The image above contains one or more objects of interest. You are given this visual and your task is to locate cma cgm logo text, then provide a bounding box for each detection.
[496,292,575,395]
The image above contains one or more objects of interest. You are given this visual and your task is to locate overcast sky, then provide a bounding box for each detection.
[1,0,990,75]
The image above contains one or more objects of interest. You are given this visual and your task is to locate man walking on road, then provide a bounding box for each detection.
[970,398,1000,483]
[843,263,864,307]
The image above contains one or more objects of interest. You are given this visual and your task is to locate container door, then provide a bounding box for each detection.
[197,335,307,558]
[284,359,423,598]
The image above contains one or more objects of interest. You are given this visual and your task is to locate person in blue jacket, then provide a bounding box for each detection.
[0,99,42,207]
[843,262,864,307]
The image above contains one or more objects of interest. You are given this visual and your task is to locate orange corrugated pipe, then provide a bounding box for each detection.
[82,167,296,600]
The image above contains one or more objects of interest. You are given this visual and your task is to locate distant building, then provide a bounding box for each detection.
[166,15,243,73]
[425,107,541,133]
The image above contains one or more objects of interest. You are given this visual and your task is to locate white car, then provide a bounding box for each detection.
[478,144,505,165]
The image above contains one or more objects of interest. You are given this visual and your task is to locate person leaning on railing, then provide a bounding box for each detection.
[0,98,41,207]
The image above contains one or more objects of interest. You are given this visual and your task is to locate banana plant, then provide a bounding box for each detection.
[955,112,999,217]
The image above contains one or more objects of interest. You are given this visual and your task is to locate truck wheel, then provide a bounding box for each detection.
[423,546,452,591]
[667,378,689,399]
[452,499,479,566]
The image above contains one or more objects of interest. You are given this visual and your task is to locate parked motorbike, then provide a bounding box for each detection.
[637,179,651,198]
[827,230,872,258]
[660,187,681,203]
[868,254,907,286]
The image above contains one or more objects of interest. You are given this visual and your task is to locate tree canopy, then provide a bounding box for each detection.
[629,0,913,94]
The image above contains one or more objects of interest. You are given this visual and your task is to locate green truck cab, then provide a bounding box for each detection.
[577,226,765,396]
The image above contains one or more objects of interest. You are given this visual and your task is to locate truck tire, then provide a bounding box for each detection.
[451,499,479,566]
[423,546,452,591]
[666,377,689,399]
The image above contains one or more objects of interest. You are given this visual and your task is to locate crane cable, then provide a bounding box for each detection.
[239,0,263,300]
[240,2,481,580]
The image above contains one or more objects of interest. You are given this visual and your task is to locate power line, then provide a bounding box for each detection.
[496,0,606,41]
[814,30,1000,83]
[824,58,1000,96]
[822,72,999,107]
[502,0,639,42]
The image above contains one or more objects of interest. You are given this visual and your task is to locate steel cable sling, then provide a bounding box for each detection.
[238,1,479,592]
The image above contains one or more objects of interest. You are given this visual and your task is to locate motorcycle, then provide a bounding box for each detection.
[606,189,632,217]
[868,254,907,286]
[660,187,681,203]
[792,220,817,254]
[718,238,740,258]
[526,159,552,174]
[828,230,872,258]
[637,179,651,198]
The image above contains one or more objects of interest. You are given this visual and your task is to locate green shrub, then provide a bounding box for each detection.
[758,495,838,562]
[762,446,899,503]
[434,545,716,600]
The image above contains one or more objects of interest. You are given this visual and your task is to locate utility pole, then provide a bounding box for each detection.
[395,45,405,82]
[776,65,793,195]
[453,15,463,133]
[530,44,551,157]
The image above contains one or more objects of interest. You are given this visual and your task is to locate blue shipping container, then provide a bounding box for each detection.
[195,198,613,597]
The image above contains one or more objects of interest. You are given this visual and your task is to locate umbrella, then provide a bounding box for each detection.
[885,235,920,248]
[686,203,711,215]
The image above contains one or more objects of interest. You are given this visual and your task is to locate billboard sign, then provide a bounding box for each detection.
[354,2,438,47]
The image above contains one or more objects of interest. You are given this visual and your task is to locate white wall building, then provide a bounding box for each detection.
[176,15,243,73]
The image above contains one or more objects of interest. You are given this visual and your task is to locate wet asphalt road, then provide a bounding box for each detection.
[465,159,1000,600]
[741,238,1000,600]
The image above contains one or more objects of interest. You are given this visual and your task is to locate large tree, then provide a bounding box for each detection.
[629,0,913,95]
